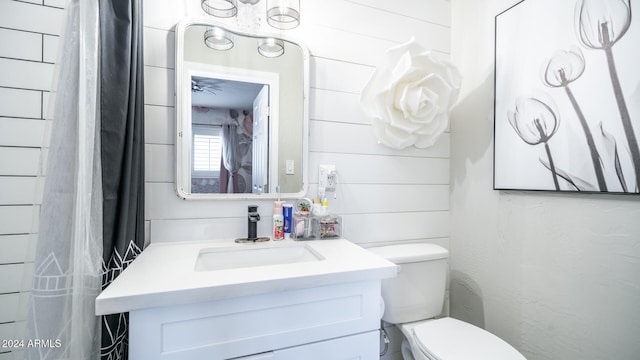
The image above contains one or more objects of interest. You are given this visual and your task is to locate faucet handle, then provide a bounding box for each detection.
[248,205,260,222]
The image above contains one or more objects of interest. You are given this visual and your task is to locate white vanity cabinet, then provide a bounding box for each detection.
[96,239,397,360]
[129,280,382,359]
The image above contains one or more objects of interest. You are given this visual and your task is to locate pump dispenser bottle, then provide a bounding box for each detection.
[273,201,285,240]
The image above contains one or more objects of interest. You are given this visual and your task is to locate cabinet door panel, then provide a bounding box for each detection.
[129,281,382,360]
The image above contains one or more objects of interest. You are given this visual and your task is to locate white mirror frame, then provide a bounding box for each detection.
[174,18,310,200]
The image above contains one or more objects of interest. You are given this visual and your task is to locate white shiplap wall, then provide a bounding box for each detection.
[144,0,452,245]
[0,1,64,358]
[144,1,451,359]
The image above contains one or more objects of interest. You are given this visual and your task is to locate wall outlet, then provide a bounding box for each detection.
[318,164,335,197]
[326,169,337,191]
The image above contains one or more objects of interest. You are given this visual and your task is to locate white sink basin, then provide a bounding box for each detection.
[194,244,324,271]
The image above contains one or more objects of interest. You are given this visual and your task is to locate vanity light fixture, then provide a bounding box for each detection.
[201,0,238,18]
[204,26,234,50]
[257,37,285,57]
[201,0,300,30]
[266,0,300,30]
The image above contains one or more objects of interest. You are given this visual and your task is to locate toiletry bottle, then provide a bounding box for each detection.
[273,201,284,240]
[311,198,322,216]
[283,203,293,235]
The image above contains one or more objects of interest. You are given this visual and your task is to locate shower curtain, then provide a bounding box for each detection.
[99,0,145,359]
[220,119,241,193]
[23,1,145,359]
[24,1,103,359]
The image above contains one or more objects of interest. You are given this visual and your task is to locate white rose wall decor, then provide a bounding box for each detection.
[360,38,462,150]
[494,0,640,194]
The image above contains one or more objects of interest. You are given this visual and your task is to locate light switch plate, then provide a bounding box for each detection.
[285,160,295,175]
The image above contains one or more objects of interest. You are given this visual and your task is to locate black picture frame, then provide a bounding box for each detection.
[493,0,640,194]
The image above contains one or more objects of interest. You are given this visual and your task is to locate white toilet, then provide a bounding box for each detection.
[369,243,526,360]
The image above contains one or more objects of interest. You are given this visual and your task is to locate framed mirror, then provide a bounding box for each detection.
[175,18,309,200]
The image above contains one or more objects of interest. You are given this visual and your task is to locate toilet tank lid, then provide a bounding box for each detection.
[368,243,448,264]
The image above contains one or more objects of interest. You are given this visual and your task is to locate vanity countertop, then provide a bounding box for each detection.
[95,238,397,315]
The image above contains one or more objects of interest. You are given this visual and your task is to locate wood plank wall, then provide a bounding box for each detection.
[144,0,452,250]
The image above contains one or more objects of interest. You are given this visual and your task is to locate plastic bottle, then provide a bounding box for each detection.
[283,203,293,234]
[311,198,322,216]
[273,201,285,240]
[321,198,329,215]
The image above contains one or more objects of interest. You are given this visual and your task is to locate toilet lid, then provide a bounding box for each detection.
[412,318,525,360]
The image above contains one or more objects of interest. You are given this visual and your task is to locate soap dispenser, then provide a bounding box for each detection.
[273,201,284,240]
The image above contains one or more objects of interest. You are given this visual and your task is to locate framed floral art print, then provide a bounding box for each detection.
[493,0,640,193]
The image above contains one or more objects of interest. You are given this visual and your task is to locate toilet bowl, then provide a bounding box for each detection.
[397,318,525,360]
[369,244,525,360]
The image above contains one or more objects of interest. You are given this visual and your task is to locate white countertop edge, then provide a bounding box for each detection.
[95,238,398,315]
[95,266,396,315]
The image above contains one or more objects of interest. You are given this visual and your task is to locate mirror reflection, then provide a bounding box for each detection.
[190,77,261,194]
[175,19,309,199]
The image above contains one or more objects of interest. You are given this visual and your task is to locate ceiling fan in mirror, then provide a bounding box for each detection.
[191,78,222,95]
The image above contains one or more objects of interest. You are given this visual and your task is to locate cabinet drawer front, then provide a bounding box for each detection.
[274,331,379,360]
[129,281,381,360]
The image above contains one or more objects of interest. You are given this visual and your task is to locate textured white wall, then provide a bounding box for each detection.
[450,0,640,359]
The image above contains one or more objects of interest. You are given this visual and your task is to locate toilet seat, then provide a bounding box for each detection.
[406,318,526,360]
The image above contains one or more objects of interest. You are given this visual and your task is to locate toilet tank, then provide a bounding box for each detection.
[368,243,448,324]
